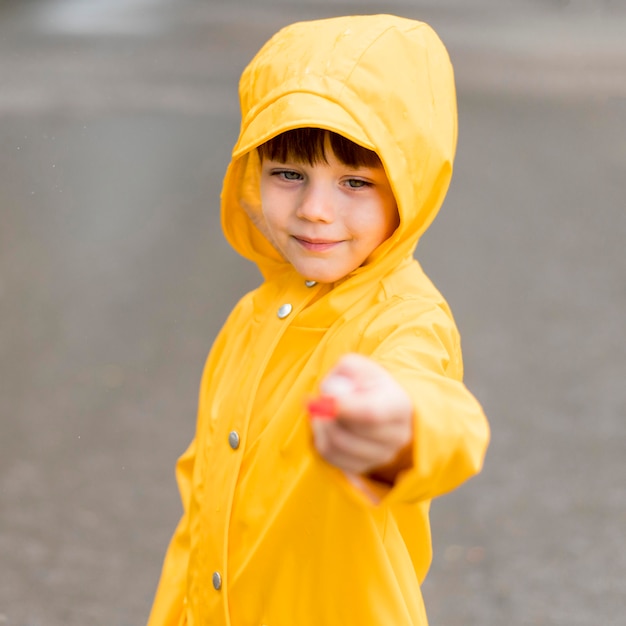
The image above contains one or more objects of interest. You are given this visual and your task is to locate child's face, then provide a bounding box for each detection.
[259,147,398,283]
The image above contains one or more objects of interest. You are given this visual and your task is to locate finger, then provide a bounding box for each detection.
[329,353,389,388]
[312,420,396,473]
[335,394,389,425]
[320,375,354,398]
[337,415,408,444]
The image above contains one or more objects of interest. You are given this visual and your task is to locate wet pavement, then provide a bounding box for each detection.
[1,1,625,625]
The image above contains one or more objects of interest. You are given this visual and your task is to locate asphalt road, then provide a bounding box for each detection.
[1,1,625,625]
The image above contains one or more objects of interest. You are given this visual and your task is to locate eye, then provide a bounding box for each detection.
[345,178,371,189]
[273,169,303,181]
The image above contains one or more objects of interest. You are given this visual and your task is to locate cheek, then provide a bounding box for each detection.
[355,203,397,244]
[260,184,293,227]
[265,207,290,235]
[260,189,280,225]
[377,193,399,237]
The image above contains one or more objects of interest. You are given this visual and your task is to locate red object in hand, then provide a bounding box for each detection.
[307,396,338,420]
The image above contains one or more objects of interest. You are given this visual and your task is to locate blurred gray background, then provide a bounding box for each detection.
[1,1,625,625]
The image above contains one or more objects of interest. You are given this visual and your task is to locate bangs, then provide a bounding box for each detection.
[257,128,381,168]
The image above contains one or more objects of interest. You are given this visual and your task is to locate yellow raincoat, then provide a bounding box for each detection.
[148,14,489,626]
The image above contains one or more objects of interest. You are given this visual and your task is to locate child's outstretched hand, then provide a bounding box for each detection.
[308,353,414,477]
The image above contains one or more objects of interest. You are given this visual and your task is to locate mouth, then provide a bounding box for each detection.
[293,236,342,252]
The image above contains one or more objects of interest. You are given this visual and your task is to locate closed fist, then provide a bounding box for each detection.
[309,353,414,477]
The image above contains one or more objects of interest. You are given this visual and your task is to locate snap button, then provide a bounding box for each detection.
[212,571,222,590]
[228,431,240,450]
[277,303,293,319]
[304,280,317,287]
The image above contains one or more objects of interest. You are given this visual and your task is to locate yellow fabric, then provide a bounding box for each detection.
[148,14,489,626]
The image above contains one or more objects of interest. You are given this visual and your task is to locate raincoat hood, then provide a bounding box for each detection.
[221,14,458,281]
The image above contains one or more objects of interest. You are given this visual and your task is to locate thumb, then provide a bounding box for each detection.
[319,354,385,421]
[320,372,355,398]
[326,353,385,391]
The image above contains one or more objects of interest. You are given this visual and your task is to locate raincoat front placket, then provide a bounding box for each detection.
[192,277,321,625]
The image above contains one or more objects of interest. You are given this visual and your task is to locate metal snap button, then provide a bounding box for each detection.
[277,303,293,319]
[228,431,240,450]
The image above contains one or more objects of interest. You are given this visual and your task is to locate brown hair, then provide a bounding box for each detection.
[257,128,381,168]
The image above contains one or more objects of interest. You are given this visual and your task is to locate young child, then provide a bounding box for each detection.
[148,14,489,626]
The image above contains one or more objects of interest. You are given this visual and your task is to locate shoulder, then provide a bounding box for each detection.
[212,288,259,341]
[369,259,459,333]
[356,261,464,378]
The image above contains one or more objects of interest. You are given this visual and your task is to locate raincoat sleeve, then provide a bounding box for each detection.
[146,438,196,626]
[369,302,490,505]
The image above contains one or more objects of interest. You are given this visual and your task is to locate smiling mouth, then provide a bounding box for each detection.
[293,236,342,252]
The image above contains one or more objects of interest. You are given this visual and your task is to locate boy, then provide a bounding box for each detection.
[148,14,489,626]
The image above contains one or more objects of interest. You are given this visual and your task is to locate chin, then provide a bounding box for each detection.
[291,257,359,284]
[298,267,350,284]
[298,269,334,284]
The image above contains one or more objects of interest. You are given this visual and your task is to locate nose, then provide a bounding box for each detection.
[296,183,334,223]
